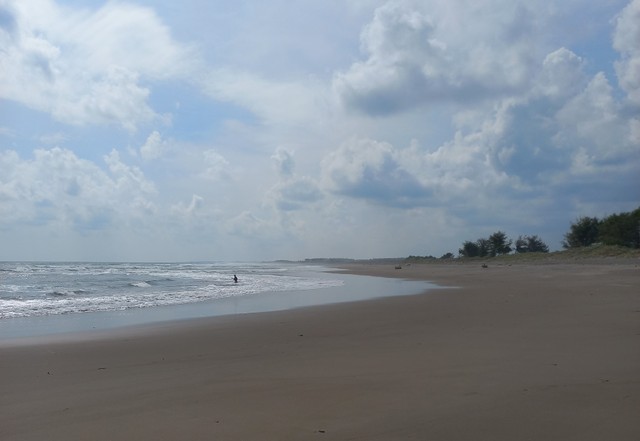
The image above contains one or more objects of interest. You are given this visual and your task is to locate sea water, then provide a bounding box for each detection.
[0,262,345,319]
[0,261,435,340]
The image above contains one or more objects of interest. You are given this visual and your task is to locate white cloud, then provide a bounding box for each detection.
[140,131,170,160]
[322,35,639,216]
[1,0,638,261]
[104,149,156,196]
[321,138,432,206]
[537,48,587,100]
[267,147,322,212]
[201,149,231,181]
[333,0,539,114]
[171,194,204,218]
[0,0,195,130]
[271,147,295,178]
[226,210,281,240]
[554,73,630,163]
[613,0,640,105]
[199,68,331,127]
[320,130,518,209]
[0,147,156,230]
[268,176,323,212]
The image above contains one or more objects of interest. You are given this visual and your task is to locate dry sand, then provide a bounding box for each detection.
[1,261,639,440]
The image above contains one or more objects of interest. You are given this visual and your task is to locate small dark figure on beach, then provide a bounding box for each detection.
[233,274,238,283]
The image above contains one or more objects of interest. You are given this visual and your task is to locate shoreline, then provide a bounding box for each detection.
[0,269,435,343]
[2,261,639,440]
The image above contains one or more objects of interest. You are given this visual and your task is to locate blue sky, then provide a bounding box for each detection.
[1,0,639,261]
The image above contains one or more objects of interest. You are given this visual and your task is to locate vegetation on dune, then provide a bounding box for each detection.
[459,230,519,258]
[514,235,549,253]
[563,207,640,249]
[562,216,601,248]
[408,206,639,262]
[407,243,640,264]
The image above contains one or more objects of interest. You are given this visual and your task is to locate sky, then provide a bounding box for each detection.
[0,0,639,262]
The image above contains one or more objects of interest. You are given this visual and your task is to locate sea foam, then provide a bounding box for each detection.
[0,262,343,319]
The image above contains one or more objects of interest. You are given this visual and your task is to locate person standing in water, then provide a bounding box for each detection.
[233,274,238,283]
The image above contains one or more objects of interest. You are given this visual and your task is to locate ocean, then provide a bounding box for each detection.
[0,261,435,340]
[0,261,348,319]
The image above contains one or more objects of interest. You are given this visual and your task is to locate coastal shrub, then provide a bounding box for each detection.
[515,235,549,253]
[406,255,437,262]
[598,207,640,248]
[459,232,512,257]
[562,216,600,248]
[459,240,482,257]
[562,207,640,249]
[488,231,512,256]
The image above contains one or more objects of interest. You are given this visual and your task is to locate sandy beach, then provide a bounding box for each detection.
[1,261,639,440]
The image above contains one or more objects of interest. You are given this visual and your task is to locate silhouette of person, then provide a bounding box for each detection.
[233,274,238,283]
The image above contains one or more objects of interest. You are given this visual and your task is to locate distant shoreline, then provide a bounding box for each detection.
[279,244,640,266]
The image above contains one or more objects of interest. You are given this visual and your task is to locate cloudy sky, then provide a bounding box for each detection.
[1,0,639,262]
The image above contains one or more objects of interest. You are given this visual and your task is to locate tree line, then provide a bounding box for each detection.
[457,206,639,258]
[562,206,640,249]
[458,231,548,257]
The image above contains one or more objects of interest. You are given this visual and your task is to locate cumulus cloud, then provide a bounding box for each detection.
[104,150,156,196]
[0,147,156,231]
[140,131,170,160]
[226,210,283,240]
[322,138,432,207]
[323,34,639,215]
[1,0,637,261]
[171,194,204,218]
[201,149,231,181]
[485,44,639,188]
[333,0,538,114]
[199,68,330,127]
[536,48,587,100]
[554,74,630,160]
[269,177,323,212]
[271,147,295,178]
[444,67,635,194]
[267,147,322,211]
[613,0,640,105]
[0,0,195,130]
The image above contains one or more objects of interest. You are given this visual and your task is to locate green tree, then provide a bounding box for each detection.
[488,231,512,256]
[459,241,480,257]
[562,216,600,248]
[598,207,640,248]
[476,238,491,257]
[515,235,549,253]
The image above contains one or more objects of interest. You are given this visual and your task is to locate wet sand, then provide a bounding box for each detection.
[1,261,639,440]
